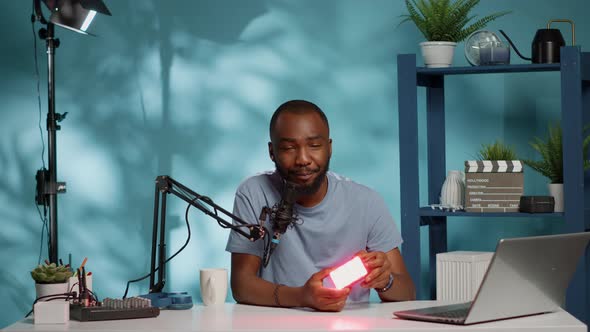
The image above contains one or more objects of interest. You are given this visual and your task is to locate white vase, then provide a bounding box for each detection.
[548,183,564,212]
[440,170,465,208]
[35,282,69,301]
[420,41,457,68]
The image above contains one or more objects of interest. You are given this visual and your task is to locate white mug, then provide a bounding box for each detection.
[200,268,228,306]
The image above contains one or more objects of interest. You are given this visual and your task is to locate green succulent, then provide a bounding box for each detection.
[523,123,590,184]
[400,0,510,42]
[477,140,518,161]
[31,263,73,284]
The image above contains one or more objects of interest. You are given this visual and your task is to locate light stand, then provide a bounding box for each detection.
[32,0,111,263]
[142,175,268,307]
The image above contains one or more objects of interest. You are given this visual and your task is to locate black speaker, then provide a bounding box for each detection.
[519,196,555,213]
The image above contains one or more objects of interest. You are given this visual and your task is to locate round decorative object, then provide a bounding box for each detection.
[464,30,502,66]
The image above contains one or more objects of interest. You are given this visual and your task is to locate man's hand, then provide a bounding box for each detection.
[356,250,392,290]
[301,267,350,312]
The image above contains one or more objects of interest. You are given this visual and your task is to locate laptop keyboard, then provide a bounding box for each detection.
[427,307,469,319]
[393,302,471,324]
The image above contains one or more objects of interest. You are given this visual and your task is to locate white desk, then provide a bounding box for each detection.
[3,301,586,332]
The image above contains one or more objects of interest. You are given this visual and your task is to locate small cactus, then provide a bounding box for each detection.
[31,263,73,284]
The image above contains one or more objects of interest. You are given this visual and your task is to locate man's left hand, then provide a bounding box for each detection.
[356,250,391,290]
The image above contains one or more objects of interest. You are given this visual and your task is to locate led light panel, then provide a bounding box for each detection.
[329,256,368,290]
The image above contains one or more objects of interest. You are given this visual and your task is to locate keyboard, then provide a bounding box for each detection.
[425,307,469,319]
[70,297,160,321]
[393,302,471,324]
[70,306,160,321]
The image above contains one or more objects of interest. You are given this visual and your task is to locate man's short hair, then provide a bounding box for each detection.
[269,100,329,139]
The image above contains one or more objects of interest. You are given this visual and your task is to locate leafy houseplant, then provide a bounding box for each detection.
[523,123,590,212]
[31,262,73,284]
[477,140,518,161]
[31,262,73,300]
[523,123,590,184]
[401,0,510,67]
[401,0,510,43]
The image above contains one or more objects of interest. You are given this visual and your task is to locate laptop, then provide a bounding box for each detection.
[394,232,590,325]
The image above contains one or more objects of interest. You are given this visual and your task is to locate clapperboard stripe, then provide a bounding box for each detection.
[465,160,523,173]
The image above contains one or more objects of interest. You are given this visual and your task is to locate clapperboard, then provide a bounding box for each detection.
[464,160,524,213]
[465,160,523,173]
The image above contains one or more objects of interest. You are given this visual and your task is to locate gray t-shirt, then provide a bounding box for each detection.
[225,170,402,302]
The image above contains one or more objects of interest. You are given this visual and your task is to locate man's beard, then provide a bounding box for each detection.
[275,160,330,196]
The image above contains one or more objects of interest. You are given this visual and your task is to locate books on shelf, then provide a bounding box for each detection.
[464,160,524,213]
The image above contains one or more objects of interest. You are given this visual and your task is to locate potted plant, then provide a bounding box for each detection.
[523,123,590,212]
[464,140,523,212]
[31,262,73,301]
[476,140,518,161]
[401,0,510,68]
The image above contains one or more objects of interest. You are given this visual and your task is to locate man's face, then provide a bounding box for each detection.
[269,111,332,196]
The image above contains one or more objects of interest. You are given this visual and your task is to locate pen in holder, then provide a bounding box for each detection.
[68,271,92,303]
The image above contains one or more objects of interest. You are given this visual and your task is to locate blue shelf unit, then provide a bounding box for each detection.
[397,46,590,323]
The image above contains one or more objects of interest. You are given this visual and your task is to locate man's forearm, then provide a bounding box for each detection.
[376,272,416,302]
[232,275,304,307]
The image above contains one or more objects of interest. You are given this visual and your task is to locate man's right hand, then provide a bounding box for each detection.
[301,267,350,312]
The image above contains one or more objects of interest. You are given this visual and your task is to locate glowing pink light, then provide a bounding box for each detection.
[329,256,368,289]
[329,318,370,330]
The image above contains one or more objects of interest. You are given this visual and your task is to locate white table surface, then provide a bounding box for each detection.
[3,301,586,332]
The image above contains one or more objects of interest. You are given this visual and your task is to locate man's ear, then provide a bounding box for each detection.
[328,138,333,158]
[268,142,275,161]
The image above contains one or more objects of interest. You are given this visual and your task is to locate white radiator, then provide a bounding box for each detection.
[436,251,493,302]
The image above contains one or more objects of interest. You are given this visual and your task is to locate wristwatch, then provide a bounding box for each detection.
[375,273,394,293]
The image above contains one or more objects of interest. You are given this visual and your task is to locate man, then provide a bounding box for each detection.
[225,100,415,312]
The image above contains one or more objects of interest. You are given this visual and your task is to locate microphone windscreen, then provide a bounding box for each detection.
[282,182,298,204]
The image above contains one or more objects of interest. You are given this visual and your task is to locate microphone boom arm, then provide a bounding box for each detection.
[149,175,265,293]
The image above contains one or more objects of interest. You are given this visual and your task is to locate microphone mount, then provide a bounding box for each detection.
[260,181,300,267]
[148,175,266,294]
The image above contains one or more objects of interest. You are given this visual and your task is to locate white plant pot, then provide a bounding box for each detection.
[420,41,457,68]
[548,183,564,212]
[35,282,69,301]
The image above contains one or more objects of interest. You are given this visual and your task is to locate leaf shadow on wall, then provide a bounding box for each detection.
[0,0,268,318]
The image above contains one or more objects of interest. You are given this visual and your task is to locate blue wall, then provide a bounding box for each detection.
[1,0,588,328]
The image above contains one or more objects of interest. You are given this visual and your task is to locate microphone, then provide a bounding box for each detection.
[262,181,299,267]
